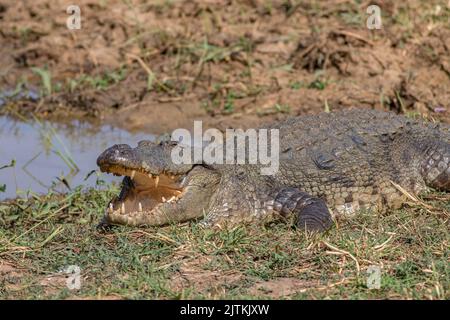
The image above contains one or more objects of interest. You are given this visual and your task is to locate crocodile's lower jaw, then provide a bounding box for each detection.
[102,166,186,217]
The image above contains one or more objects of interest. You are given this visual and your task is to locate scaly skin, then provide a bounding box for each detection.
[97,109,450,232]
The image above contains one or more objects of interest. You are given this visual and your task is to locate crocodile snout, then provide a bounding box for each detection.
[97,144,141,171]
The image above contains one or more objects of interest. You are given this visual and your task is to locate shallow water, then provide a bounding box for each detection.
[0,116,153,200]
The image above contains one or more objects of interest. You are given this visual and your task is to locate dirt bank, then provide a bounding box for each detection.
[0,0,449,133]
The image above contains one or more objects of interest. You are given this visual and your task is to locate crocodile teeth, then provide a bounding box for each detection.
[108,203,114,213]
[162,196,166,202]
[121,203,126,214]
[154,175,159,188]
[130,170,136,180]
[138,202,143,212]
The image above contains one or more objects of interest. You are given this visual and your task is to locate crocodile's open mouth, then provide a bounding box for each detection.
[97,142,222,227]
[100,164,187,217]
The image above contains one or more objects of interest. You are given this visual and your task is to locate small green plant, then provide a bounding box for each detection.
[223,91,236,114]
[31,67,52,96]
[274,103,290,113]
[18,27,32,43]
[0,159,16,171]
[339,11,363,26]
[289,81,305,90]
[29,115,79,173]
[147,72,156,91]
[0,159,16,193]
[68,68,127,92]
[308,78,328,90]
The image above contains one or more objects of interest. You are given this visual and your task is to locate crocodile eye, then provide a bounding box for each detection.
[155,133,172,145]
[236,167,246,178]
[137,140,154,147]
[159,140,178,147]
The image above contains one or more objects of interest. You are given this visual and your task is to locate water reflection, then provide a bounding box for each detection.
[0,116,153,200]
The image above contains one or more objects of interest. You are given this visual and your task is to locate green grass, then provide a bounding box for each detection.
[0,186,448,299]
[0,160,16,194]
[31,67,52,96]
[68,68,127,92]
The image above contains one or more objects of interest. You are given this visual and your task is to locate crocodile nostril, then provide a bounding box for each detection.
[97,144,135,167]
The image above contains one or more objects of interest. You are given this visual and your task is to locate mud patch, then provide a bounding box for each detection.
[248,277,317,298]
[38,271,71,296]
[169,257,243,297]
[0,0,448,133]
[0,260,27,293]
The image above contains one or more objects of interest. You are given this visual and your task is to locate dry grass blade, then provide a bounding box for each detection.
[131,230,180,246]
[126,53,173,93]
[389,180,442,214]
[322,241,360,274]
[374,234,395,251]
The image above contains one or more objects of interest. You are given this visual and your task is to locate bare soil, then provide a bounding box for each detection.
[0,0,449,133]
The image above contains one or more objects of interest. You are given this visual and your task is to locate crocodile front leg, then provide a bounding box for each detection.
[269,187,333,232]
[200,186,333,232]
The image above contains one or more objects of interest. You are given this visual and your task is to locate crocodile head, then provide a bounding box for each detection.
[96,140,220,227]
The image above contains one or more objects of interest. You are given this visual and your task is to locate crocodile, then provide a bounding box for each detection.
[96,109,450,232]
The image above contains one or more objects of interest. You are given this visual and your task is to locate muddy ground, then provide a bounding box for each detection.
[0,0,449,133]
